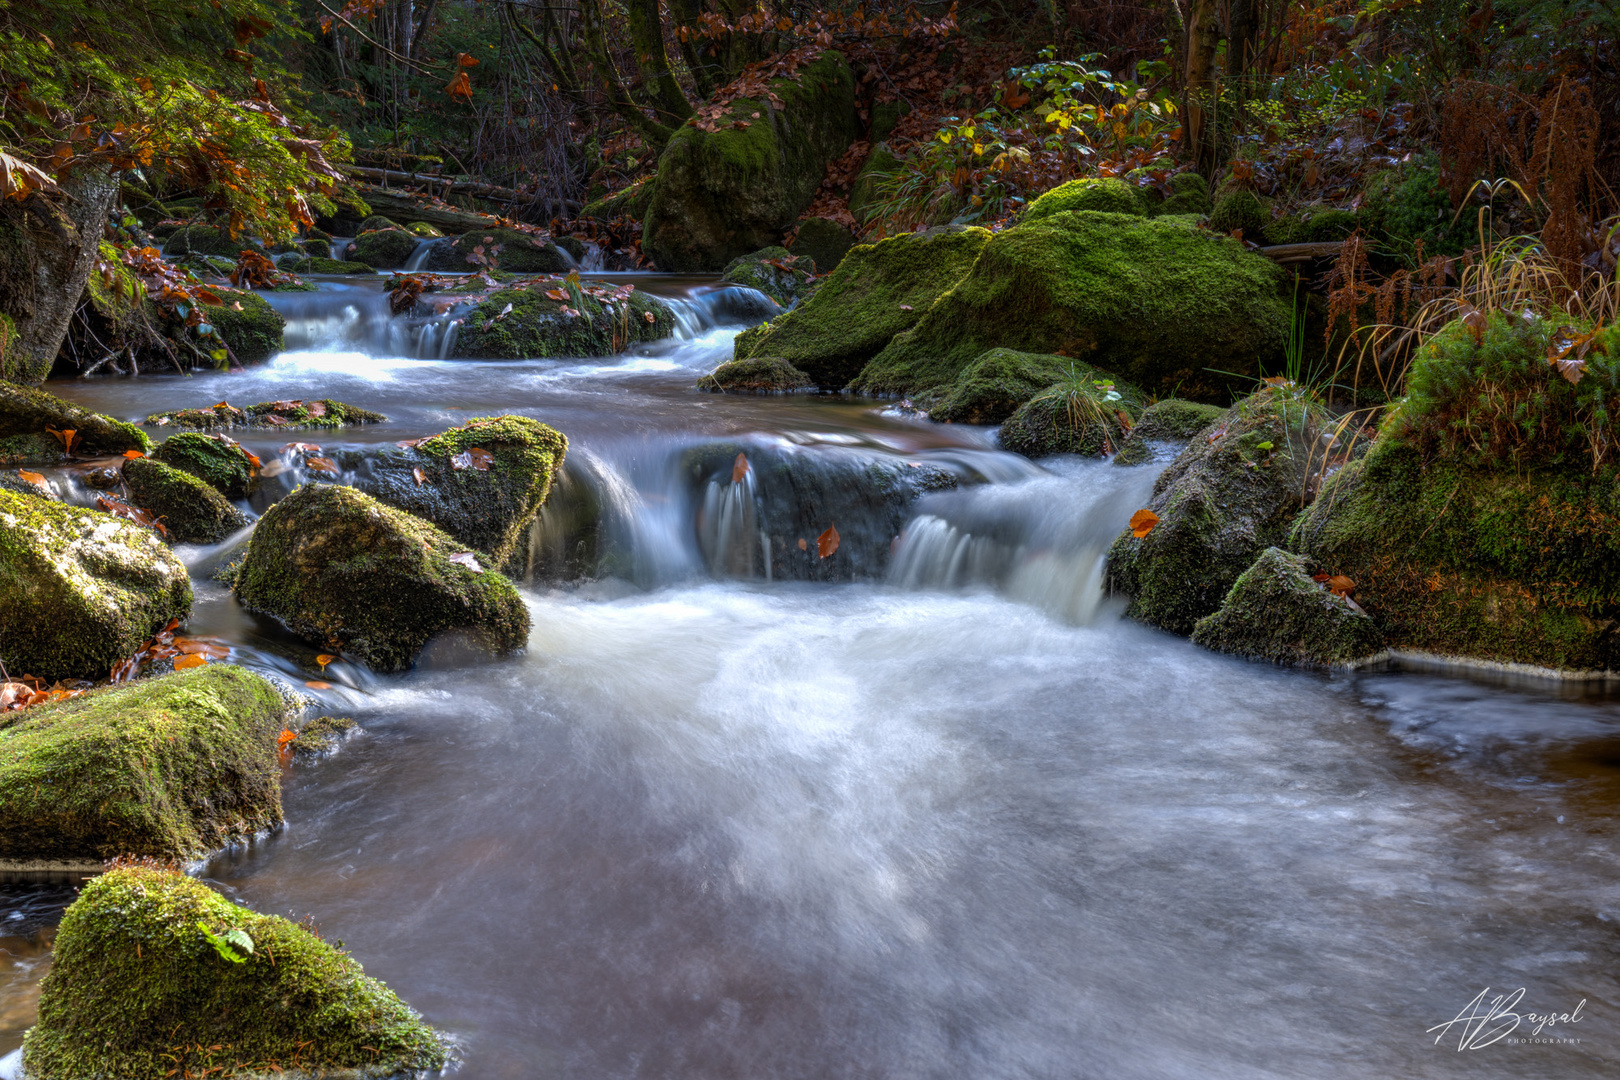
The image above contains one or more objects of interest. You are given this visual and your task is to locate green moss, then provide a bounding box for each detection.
[0,489,192,678]
[232,483,530,672]
[1207,189,1270,236]
[407,220,444,238]
[1360,152,1465,257]
[1155,172,1212,217]
[147,398,386,432]
[1026,177,1145,220]
[1107,388,1325,635]
[200,291,284,365]
[733,226,991,389]
[122,457,249,544]
[998,366,1144,456]
[581,177,656,222]
[453,282,675,359]
[853,211,1289,402]
[348,226,420,268]
[1303,208,1359,242]
[357,214,400,233]
[0,379,151,456]
[848,144,900,222]
[23,865,446,1079]
[701,355,814,394]
[151,432,259,499]
[0,666,284,863]
[788,216,858,272]
[1114,398,1227,464]
[280,255,374,274]
[429,229,570,274]
[289,715,356,759]
[931,348,1129,424]
[720,247,815,306]
[1191,546,1385,666]
[166,225,263,259]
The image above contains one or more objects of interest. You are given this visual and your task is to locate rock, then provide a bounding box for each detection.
[21,864,447,1079]
[122,457,250,544]
[146,398,385,431]
[407,220,444,238]
[998,367,1144,456]
[280,254,374,274]
[644,51,859,271]
[1208,189,1269,236]
[720,246,814,306]
[930,348,1128,424]
[1358,151,1467,256]
[0,471,57,499]
[1106,388,1323,636]
[1155,171,1213,216]
[1191,546,1385,667]
[851,211,1289,402]
[1025,177,1145,220]
[0,488,191,679]
[1114,398,1227,465]
[580,178,656,222]
[732,225,990,389]
[0,666,285,866]
[789,216,858,272]
[201,291,285,365]
[288,714,356,759]
[347,225,421,268]
[351,414,568,568]
[847,143,900,223]
[425,228,572,274]
[357,214,400,233]
[453,281,675,359]
[0,380,151,464]
[870,99,911,142]
[231,483,530,672]
[165,224,264,259]
[152,432,260,499]
[701,355,814,393]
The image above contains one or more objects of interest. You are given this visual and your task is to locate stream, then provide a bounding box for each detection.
[3,275,1619,1078]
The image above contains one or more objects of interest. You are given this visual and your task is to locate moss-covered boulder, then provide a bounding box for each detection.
[280,254,374,275]
[1106,388,1322,635]
[848,143,900,222]
[732,226,990,389]
[425,228,572,274]
[347,226,420,269]
[0,666,285,866]
[288,714,356,760]
[1026,177,1145,220]
[1207,188,1270,236]
[929,348,1111,424]
[22,864,447,1079]
[151,432,259,499]
[165,225,264,259]
[1359,151,1467,257]
[351,415,568,568]
[407,220,444,238]
[644,51,859,271]
[201,291,285,365]
[356,214,399,233]
[232,483,530,672]
[1115,398,1227,465]
[147,398,385,432]
[581,178,656,222]
[998,368,1144,456]
[453,280,675,359]
[789,216,858,272]
[0,489,191,679]
[122,457,249,544]
[1156,171,1213,216]
[851,211,1289,402]
[702,355,814,394]
[0,470,57,499]
[1191,546,1385,667]
[720,247,814,306]
[0,380,151,464]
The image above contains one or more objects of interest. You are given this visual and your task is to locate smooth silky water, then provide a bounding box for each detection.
[3,277,1618,1078]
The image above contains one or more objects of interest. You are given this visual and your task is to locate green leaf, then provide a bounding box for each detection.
[197,921,251,963]
[1256,441,1275,451]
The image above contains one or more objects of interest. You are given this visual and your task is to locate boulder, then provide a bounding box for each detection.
[1025,177,1145,220]
[0,666,285,866]
[279,254,374,274]
[201,291,285,365]
[1106,388,1323,635]
[21,864,447,1080]
[998,366,1144,456]
[164,224,264,259]
[1191,547,1385,666]
[789,216,858,272]
[0,380,151,465]
[732,226,991,389]
[146,397,385,432]
[720,246,814,306]
[230,483,530,672]
[1152,171,1213,216]
[425,228,572,274]
[1207,188,1270,236]
[930,348,1131,425]
[347,225,420,268]
[453,281,675,359]
[0,488,191,679]
[644,51,859,270]
[122,457,250,544]
[701,355,814,393]
[407,220,444,238]
[287,714,356,760]
[1114,398,1227,465]
[848,143,900,222]
[151,432,259,499]
[357,214,400,233]
[852,211,1289,402]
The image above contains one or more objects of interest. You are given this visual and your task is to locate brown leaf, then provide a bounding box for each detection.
[450,451,472,470]
[732,452,749,484]
[449,551,483,572]
[304,456,339,474]
[282,442,322,454]
[797,538,808,551]
[173,653,208,670]
[1129,509,1159,538]
[1324,574,1356,597]
[818,523,840,559]
[17,469,47,487]
[307,400,327,418]
[413,466,427,486]
[468,447,494,471]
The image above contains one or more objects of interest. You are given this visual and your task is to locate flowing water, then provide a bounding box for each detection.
[4,276,1620,1078]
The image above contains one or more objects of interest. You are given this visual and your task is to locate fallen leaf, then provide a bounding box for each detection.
[450,451,472,470]
[818,523,840,559]
[307,401,327,418]
[173,653,208,670]
[17,469,47,487]
[175,638,229,658]
[732,452,749,484]
[123,450,145,460]
[1324,574,1355,597]
[277,728,298,749]
[1129,509,1159,537]
[304,680,333,690]
[449,551,483,572]
[468,447,494,470]
[413,466,427,485]
[304,456,339,474]
[316,653,336,670]
[45,427,75,452]
[282,442,323,454]
[797,538,808,551]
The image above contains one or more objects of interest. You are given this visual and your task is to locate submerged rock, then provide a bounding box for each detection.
[0,380,151,464]
[851,211,1289,401]
[22,864,447,1079]
[147,397,385,431]
[151,431,260,499]
[0,666,286,866]
[1114,398,1227,465]
[122,457,249,544]
[0,488,192,679]
[720,246,814,306]
[702,355,814,394]
[287,714,357,760]
[231,482,530,672]
[347,225,420,268]
[1191,546,1385,667]
[732,226,991,389]
[453,281,675,359]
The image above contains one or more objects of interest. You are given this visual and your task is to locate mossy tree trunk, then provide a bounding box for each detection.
[1183,0,1220,174]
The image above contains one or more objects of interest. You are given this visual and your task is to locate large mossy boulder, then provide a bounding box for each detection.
[122,457,249,544]
[453,281,675,359]
[201,291,285,365]
[720,246,814,306]
[0,666,285,866]
[231,483,530,672]
[22,864,447,1080]
[1290,314,1620,672]
[0,489,191,679]
[151,431,259,499]
[852,211,1290,402]
[644,51,859,271]
[0,380,151,464]
[425,228,572,274]
[347,225,420,268]
[1025,177,1145,220]
[732,226,991,389]
[1191,546,1385,667]
[999,369,1145,456]
[1106,388,1322,635]
[280,254,374,275]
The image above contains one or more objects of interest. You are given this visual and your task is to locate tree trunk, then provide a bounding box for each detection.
[0,168,117,385]
[1183,0,1221,173]
[625,0,693,125]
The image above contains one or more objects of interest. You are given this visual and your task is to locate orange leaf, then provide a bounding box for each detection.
[45,427,75,452]
[817,523,840,559]
[732,452,749,484]
[316,653,336,670]
[797,538,808,551]
[17,469,47,487]
[1129,509,1159,538]
[173,653,208,670]
[1324,575,1355,597]
[304,456,339,474]
[304,680,333,690]
[277,728,298,749]
[123,450,145,459]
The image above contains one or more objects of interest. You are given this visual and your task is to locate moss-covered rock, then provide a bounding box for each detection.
[351,414,568,568]
[288,714,356,760]
[1106,388,1323,635]
[122,457,249,544]
[1207,188,1270,236]
[732,225,991,389]
[852,211,1289,402]
[1360,152,1466,257]
[1155,171,1213,216]
[644,51,859,271]
[152,432,259,499]
[1026,177,1145,220]
[200,291,284,365]
[0,380,151,461]
[357,214,400,233]
[1114,398,1227,465]
[22,864,447,1079]
[0,488,191,679]
[719,246,814,306]
[347,226,420,269]
[425,228,571,274]
[701,355,814,394]
[930,348,1120,424]
[453,281,675,359]
[1190,546,1385,666]
[0,666,285,865]
[165,225,264,259]
[407,220,444,238]
[789,216,858,272]
[147,398,385,432]
[280,254,374,275]
[232,483,530,672]
[0,469,57,499]
[581,178,657,222]
[848,143,900,222]
[998,368,1144,456]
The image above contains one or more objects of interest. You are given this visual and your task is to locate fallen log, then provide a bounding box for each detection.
[348,167,581,212]
[1257,241,1346,264]
[354,187,505,234]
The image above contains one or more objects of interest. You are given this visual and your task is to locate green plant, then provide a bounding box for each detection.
[197,921,255,964]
